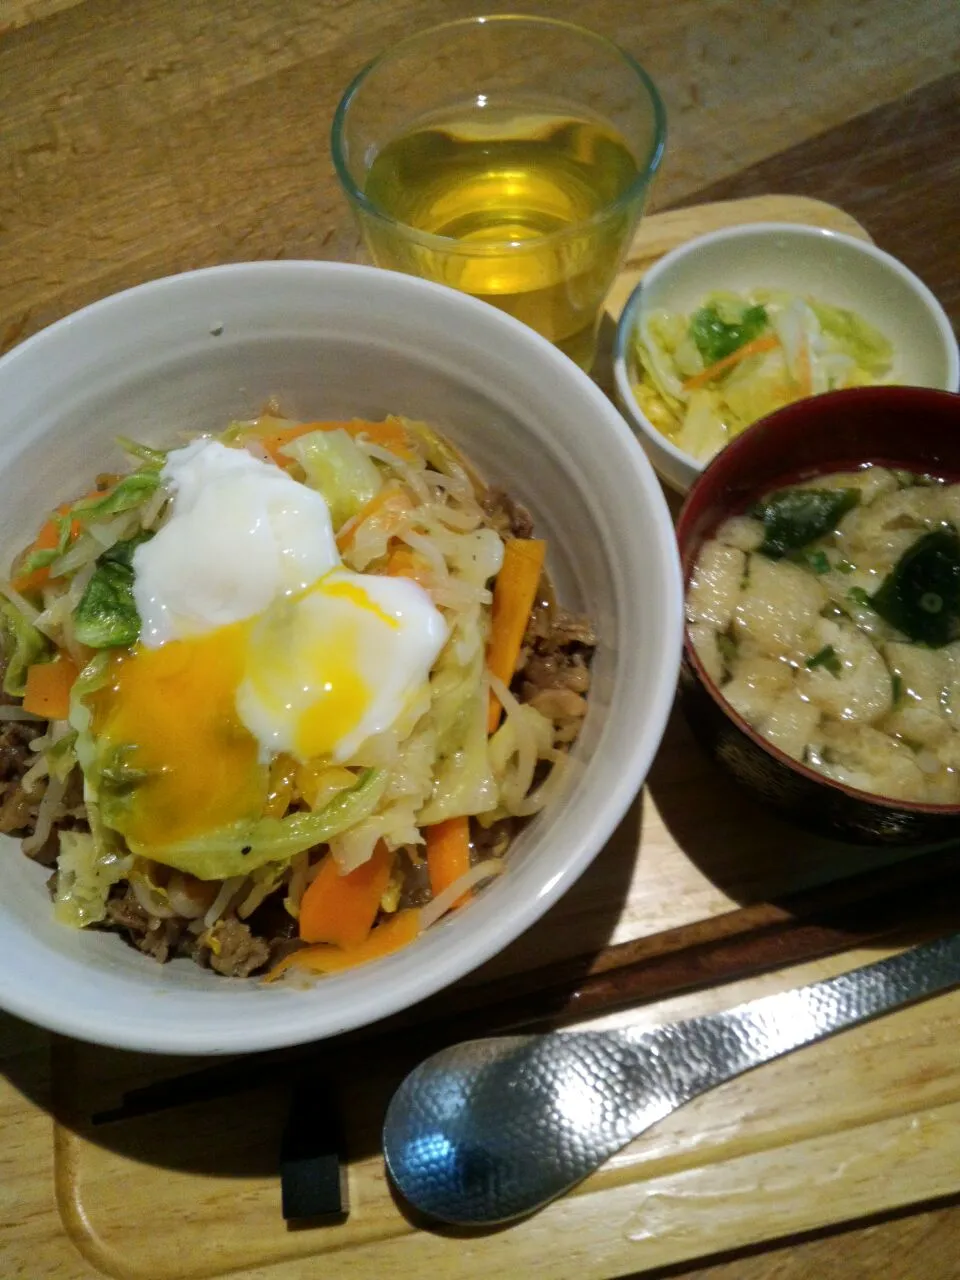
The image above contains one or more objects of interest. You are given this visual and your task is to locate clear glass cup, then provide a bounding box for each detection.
[331,15,666,372]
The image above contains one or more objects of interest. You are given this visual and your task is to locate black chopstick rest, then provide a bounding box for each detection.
[280,1076,349,1224]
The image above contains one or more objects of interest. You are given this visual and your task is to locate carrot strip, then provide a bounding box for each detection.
[335,481,410,553]
[385,545,432,587]
[264,909,420,982]
[486,538,546,734]
[22,654,79,720]
[298,840,394,947]
[13,483,115,595]
[426,816,472,907]
[252,421,336,465]
[344,416,416,460]
[12,515,63,594]
[682,334,780,392]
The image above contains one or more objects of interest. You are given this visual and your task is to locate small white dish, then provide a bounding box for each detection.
[613,223,960,494]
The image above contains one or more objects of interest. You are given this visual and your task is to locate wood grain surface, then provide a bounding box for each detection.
[1,0,959,346]
[683,72,960,332]
[1,3,960,1278]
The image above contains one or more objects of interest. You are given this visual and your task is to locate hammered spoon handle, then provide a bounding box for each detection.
[383,930,960,1224]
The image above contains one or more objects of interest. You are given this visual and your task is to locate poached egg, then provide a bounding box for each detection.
[92,438,447,849]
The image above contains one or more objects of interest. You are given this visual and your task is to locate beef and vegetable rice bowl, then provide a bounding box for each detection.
[0,411,595,982]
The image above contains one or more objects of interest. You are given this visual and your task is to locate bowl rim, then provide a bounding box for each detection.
[330,13,668,256]
[0,258,685,1053]
[677,384,960,818]
[612,221,960,480]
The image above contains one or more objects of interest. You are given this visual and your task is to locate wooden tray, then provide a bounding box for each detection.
[6,194,960,1280]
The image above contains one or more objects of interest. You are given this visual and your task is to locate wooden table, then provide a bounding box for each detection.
[1,4,959,1278]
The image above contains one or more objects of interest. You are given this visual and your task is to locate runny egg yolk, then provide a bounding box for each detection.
[293,576,399,762]
[88,434,450,850]
[91,625,268,849]
[237,570,440,765]
[90,568,447,849]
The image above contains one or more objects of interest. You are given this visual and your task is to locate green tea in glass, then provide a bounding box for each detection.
[332,16,666,372]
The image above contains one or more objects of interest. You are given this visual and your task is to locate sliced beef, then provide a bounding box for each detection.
[470,817,515,862]
[547,610,597,650]
[205,917,270,978]
[398,847,433,910]
[516,603,597,744]
[102,884,273,975]
[522,651,591,694]
[139,918,187,965]
[0,719,43,774]
[0,783,36,834]
[102,886,187,964]
[481,487,535,540]
[0,719,44,835]
[104,887,151,934]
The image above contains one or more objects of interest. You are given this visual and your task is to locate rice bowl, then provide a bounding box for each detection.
[0,261,683,1053]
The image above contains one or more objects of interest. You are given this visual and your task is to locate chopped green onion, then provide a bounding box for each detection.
[806,644,842,677]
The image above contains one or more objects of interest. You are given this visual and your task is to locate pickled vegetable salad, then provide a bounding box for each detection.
[631,291,894,463]
[0,415,587,981]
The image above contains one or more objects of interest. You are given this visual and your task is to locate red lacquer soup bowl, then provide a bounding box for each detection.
[676,386,960,846]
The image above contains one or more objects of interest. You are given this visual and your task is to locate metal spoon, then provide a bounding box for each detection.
[383,930,960,1224]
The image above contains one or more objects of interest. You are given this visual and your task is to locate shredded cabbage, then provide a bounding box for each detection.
[0,596,52,695]
[809,299,894,377]
[631,290,894,465]
[418,686,498,823]
[54,830,133,928]
[4,410,581,960]
[72,472,162,524]
[281,428,382,529]
[128,767,388,878]
[68,652,112,777]
[116,437,168,468]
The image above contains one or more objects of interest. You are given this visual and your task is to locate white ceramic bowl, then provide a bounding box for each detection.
[0,262,682,1054]
[613,223,960,493]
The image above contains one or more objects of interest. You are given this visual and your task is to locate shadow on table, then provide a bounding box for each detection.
[646,698,960,944]
[0,794,644,1183]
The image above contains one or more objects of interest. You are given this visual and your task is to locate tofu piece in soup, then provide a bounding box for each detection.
[799,617,892,723]
[714,514,764,553]
[689,622,727,687]
[761,691,821,762]
[686,543,744,630]
[835,485,942,574]
[882,641,953,745]
[734,556,826,658]
[805,466,898,505]
[816,723,928,801]
[721,653,795,725]
[884,641,951,704]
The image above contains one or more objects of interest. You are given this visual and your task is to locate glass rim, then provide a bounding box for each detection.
[330,13,668,256]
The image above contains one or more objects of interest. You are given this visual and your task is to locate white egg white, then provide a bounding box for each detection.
[236,569,448,764]
[131,439,448,766]
[133,439,339,646]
